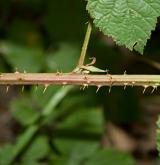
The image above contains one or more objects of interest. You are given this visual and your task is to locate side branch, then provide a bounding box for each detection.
[0,73,160,87]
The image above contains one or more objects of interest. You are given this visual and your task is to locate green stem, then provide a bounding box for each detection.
[78,21,92,66]
[8,86,73,165]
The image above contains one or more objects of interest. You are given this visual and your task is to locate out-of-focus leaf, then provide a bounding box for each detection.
[57,108,104,134]
[0,144,14,165]
[49,157,68,165]
[13,125,39,159]
[22,136,49,162]
[0,41,44,72]
[21,161,44,165]
[84,148,136,165]
[10,97,39,126]
[50,106,104,164]
[46,43,80,72]
[31,86,61,109]
[52,140,99,165]
[0,125,38,165]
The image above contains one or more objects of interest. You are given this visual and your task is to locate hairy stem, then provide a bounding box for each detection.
[0,73,160,87]
[78,21,92,66]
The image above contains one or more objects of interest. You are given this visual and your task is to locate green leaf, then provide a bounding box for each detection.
[0,144,14,165]
[31,86,61,109]
[0,41,44,72]
[87,0,160,54]
[21,161,44,165]
[52,107,103,165]
[22,136,49,162]
[10,97,39,126]
[46,43,80,72]
[84,148,136,165]
[52,140,99,165]
[0,125,39,165]
[57,107,104,134]
[13,125,39,159]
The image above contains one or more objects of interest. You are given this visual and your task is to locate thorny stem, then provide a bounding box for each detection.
[1,73,160,88]
[78,21,92,66]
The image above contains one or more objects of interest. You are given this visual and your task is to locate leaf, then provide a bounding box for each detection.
[52,141,99,165]
[31,86,61,109]
[0,144,14,165]
[13,125,39,160]
[52,107,103,165]
[57,107,104,134]
[22,136,49,162]
[84,148,136,165]
[10,97,39,126]
[87,0,160,54]
[46,43,80,72]
[0,41,44,72]
[21,161,44,165]
[0,125,38,165]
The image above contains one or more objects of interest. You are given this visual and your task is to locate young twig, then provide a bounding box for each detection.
[78,21,92,67]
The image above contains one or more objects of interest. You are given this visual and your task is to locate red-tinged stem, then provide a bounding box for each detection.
[0,73,160,87]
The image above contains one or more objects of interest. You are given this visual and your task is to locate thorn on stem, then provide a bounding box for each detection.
[15,68,20,74]
[83,84,88,90]
[109,84,112,93]
[96,85,102,93]
[124,70,127,75]
[124,83,128,90]
[62,82,67,88]
[143,85,149,94]
[22,86,24,92]
[35,85,38,91]
[56,70,61,76]
[131,82,135,87]
[43,84,49,93]
[106,69,109,75]
[6,86,9,93]
[62,82,67,85]
[151,85,157,94]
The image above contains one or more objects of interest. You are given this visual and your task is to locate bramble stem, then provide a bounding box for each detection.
[0,73,160,87]
[78,21,92,66]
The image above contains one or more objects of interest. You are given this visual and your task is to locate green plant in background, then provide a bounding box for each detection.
[0,0,160,164]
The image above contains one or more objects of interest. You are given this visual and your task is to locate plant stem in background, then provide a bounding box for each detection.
[7,86,73,165]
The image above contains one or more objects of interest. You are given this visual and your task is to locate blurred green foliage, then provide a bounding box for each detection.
[0,0,160,164]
